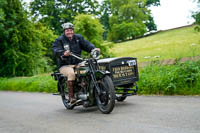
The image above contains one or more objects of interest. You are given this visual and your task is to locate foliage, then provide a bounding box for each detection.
[192,0,200,31]
[145,15,157,32]
[0,0,57,77]
[146,0,160,7]
[99,0,111,40]
[30,0,100,35]
[34,22,58,70]
[138,60,200,95]
[108,0,147,41]
[0,74,57,93]
[107,0,159,42]
[110,25,200,62]
[145,0,160,32]
[1,60,200,95]
[108,21,146,42]
[0,0,43,76]
[73,14,111,57]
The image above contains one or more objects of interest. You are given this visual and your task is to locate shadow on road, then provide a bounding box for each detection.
[57,101,135,114]
[115,101,135,108]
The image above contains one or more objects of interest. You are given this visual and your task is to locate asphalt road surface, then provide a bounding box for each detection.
[0,91,200,133]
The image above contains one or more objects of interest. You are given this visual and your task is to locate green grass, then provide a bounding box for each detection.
[110,25,200,62]
[1,60,200,95]
[0,74,57,93]
[1,25,200,95]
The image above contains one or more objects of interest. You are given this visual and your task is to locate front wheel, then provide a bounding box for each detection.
[95,75,115,114]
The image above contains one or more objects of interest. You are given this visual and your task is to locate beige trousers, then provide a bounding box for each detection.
[59,65,75,81]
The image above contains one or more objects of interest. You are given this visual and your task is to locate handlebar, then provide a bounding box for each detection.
[70,53,84,61]
[61,52,84,61]
[61,48,100,61]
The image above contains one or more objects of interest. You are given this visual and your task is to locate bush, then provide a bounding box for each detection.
[0,0,57,77]
[1,60,200,95]
[73,14,111,57]
[138,60,200,95]
[108,22,146,42]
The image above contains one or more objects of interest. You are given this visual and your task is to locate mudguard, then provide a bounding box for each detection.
[95,70,111,80]
[88,70,111,105]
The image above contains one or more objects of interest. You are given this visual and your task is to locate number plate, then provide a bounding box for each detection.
[127,60,136,66]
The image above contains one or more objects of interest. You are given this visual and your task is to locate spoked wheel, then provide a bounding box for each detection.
[59,79,74,110]
[95,75,115,114]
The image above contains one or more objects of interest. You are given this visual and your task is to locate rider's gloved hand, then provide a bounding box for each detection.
[64,50,70,56]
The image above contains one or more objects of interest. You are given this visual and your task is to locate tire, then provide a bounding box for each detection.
[95,75,115,114]
[59,79,74,110]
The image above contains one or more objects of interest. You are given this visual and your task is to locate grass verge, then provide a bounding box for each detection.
[0,74,57,93]
[0,60,200,95]
[137,60,200,95]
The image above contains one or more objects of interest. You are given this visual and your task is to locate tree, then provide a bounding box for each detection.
[30,0,100,35]
[73,14,110,57]
[34,22,58,70]
[99,0,111,40]
[146,0,160,7]
[0,0,56,77]
[192,0,200,31]
[145,0,160,32]
[108,0,148,41]
[100,0,159,42]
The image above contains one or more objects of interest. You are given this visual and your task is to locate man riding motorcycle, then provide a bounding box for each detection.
[52,22,100,104]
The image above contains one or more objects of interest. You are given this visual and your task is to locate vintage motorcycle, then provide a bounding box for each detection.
[52,49,115,114]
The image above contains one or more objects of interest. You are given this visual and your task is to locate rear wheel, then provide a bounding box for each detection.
[95,75,115,114]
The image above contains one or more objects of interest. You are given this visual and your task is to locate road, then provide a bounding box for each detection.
[0,91,200,133]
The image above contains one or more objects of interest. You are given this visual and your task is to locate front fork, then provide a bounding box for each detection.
[88,72,103,105]
[88,59,102,96]
[91,72,101,95]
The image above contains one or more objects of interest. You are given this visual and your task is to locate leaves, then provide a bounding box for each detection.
[30,0,100,34]
[0,0,57,77]
[192,0,200,31]
[108,0,159,42]
[138,60,200,95]
[73,14,110,57]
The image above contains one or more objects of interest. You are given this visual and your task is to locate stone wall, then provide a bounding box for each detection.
[138,56,200,68]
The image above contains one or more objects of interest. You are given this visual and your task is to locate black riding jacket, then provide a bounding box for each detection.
[52,34,95,69]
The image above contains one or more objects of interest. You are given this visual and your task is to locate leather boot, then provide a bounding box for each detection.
[67,80,76,104]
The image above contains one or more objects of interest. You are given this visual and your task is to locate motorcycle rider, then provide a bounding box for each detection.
[52,22,100,104]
